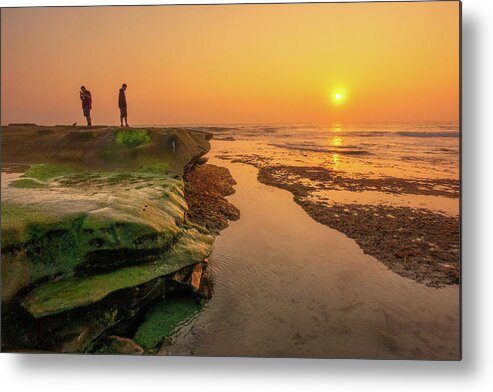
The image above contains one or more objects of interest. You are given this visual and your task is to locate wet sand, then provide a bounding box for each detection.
[256,165,460,287]
[216,151,459,287]
[164,144,460,359]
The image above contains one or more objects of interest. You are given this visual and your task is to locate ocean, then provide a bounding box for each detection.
[188,121,459,181]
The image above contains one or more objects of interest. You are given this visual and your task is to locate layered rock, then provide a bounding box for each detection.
[1,125,220,353]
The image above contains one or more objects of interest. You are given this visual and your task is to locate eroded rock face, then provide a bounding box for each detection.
[1,126,218,353]
[22,228,213,318]
[2,174,204,302]
[1,277,166,352]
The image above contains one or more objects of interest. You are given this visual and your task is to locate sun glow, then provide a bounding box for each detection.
[330,90,346,106]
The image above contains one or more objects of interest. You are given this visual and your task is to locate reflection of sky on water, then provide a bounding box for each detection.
[205,122,459,180]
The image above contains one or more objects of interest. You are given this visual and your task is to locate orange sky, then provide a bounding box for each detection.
[1,2,459,125]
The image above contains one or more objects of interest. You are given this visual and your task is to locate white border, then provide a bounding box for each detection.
[2,0,493,391]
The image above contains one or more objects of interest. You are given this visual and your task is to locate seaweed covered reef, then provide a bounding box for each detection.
[1,125,235,354]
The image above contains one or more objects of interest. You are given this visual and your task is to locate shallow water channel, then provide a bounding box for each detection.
[167,144,460,359]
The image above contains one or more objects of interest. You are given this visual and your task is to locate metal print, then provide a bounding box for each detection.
[0,1,461,359]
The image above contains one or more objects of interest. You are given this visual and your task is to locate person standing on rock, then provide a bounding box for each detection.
[80,86,92,126]
[119,83,129,128]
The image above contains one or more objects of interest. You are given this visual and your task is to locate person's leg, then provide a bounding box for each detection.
[122,107,128,127]
[120,111,124,127]
[83,108,90,126]
[87,112,92,126]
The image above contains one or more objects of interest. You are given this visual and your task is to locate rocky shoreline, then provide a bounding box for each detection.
[217,153,459,287]
[1,125,238,354]
[184,163,240,234]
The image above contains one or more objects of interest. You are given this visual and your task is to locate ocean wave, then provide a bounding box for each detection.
[270,143,372,156]
[345,130,459,138]
[193,127,238,133]
[435,147,457,153]
[346,132,388,137]
[395,131,459,138]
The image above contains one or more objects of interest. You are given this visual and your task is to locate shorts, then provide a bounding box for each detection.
[120,107,128,117]
[83,107,91,117]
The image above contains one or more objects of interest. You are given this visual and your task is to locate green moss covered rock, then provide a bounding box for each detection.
[1,125,215,353]
[133,296,202,353]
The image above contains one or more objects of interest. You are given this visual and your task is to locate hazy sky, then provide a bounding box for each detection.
[1,2,459,125]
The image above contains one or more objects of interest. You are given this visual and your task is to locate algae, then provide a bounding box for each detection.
[1,169,207,304]
[138,161,170,174]
[2,277,166,352]
[21,164,78,181]
[1,202,59,248]
[22,229,214,318]
[115,129,150,148]
[2,125,211,177]
[1,125,216,352]
[133,296,202,352]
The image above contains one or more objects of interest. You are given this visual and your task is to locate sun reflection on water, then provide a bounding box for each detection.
[331,136,343,146]
[322,125,344,169]
[330,153,341,168]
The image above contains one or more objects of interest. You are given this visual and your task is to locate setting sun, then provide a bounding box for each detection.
[331,91,345,106]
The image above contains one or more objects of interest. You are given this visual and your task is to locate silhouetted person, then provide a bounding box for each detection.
[80,86,92,126]
[119,83,128,127]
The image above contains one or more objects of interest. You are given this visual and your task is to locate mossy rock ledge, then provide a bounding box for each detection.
[1,125,215,353]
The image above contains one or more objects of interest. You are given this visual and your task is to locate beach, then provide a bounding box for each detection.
[164,136,460,359]
[208,123,460,287]
[162,122,459,358]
